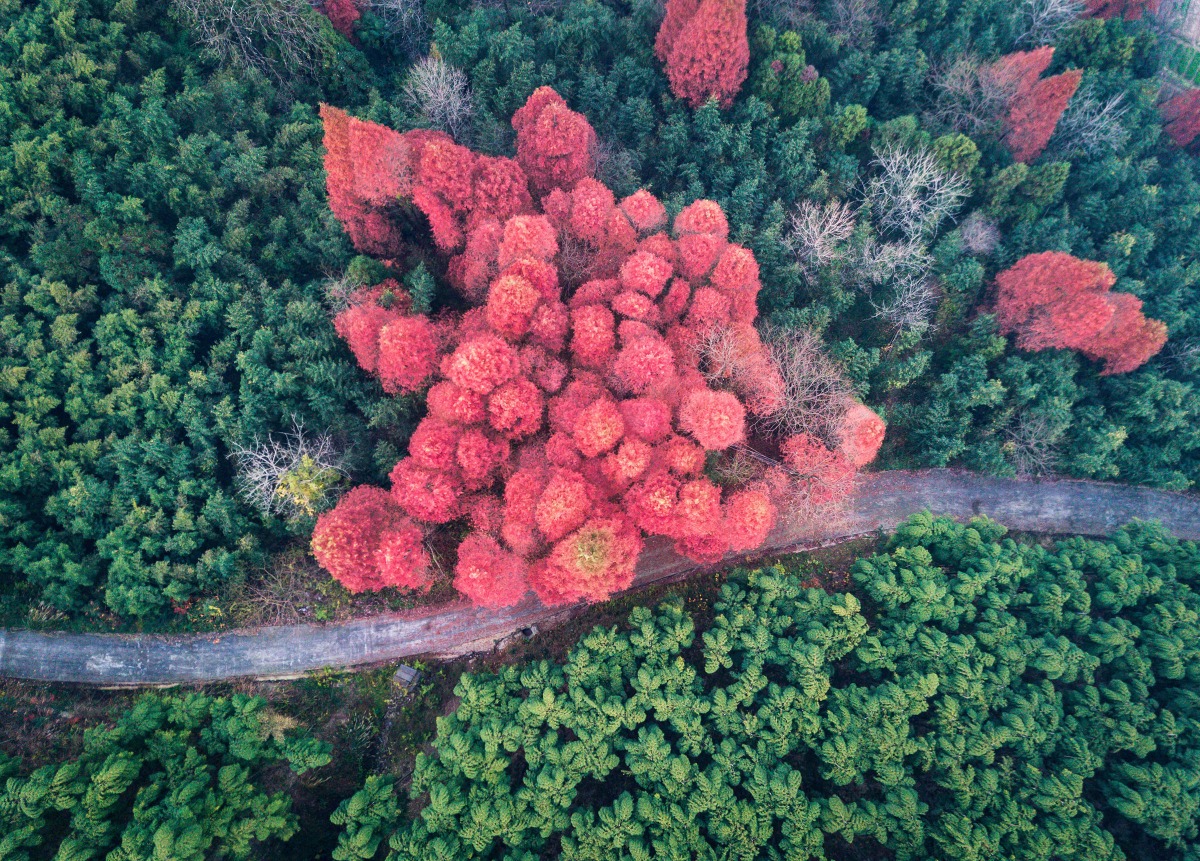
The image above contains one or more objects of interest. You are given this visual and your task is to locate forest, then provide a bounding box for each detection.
[2,0,1200,854]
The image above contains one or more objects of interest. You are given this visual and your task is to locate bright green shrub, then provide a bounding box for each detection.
[334,515,1200,859]
[0,692,331,860]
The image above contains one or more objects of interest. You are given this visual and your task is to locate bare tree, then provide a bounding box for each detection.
[928,55,1016,137]
[1010,0,1085,47]
[864,143,970,242]
[323,272,361,314]
[747,0,814,25]
[364,0,429,55]
[871,272,939,335]
[1004,413,1063,477]
[849,236,933,292]
[230,421,346,519]
[402,56,475,142]
[828,0,882,50]
[786,199,858,277]
[959,211,1000,256]
[1050,84,1129,157]
[755,324,853,442]
[172,0,330,88]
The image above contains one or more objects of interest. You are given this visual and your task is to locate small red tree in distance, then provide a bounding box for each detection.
[655,0,750,108]
[322,0,361,38]
[313,89,885,607]
[1162,89,1200,150]
[987,48,1081,163]
[1084,0,1160,19]
[994,251,1167,374]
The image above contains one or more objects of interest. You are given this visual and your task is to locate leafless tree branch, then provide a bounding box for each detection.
[864,143,970,241]
[402,56,475,142]
[230,420,346,519]
[172,0,330,88]
[755,324,853,442]
[1010,0,1085,47]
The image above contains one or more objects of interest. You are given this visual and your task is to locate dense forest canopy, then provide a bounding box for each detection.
[0,0,1198,625]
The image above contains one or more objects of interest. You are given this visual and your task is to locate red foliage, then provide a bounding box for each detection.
[377,315,440,394]
[1084,0,1159,18]
[512,87,597,196]
[537,517,643,604]
[725,489,775,552]
[389,458,462,524]
[679,389,746,450]
[836,403,886,468]
[454,535,528,608]
[989,46,1054,99]
[322,0,361,38]
[375,524,433,591]
[1162,89,1200,150]
[781,434,855,505]
[311,487,430,592]
[574,398,626,457]
[988,50,1081,163]
[442,334,521,394]
[535,469,591,541]
[655,0,750,108]
[994,251,1166,374]
[315,88,879,606]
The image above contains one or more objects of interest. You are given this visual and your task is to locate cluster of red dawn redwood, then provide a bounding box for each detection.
[988,47,1081,164]
[311,87,885,609]
[994,252,1167,375]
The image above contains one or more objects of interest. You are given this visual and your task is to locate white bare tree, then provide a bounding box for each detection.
[1004,412,1063,477]
[958,211,1001,255]
[829,0,883,50]
[870,272,939,335]
[402,56,475,142]
[230,421,346,519]
[786,199,859,277]
[364,0,429,55]
[755,324,853,441]
[172,0,329,87]
[593,138,644,197]
[1010,0,1085,48]
[928,55,1018,137]
[1050,85,1129,157]
[849,236,932,292]
[864,143,970,242]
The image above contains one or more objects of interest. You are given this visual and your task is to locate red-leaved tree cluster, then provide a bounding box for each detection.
[1162,88,1200,150]
[994,251,1167,375]
[1084,0,1160,19]
[321,0,361,38]
[655,0,749,109]
[988,47,1081,163]
[312,87,885,607]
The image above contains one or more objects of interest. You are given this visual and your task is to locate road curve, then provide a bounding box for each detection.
[3,469,1199,687]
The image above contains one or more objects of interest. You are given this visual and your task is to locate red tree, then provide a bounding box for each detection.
[655,0,749,108]
[987,48,1081,163]
[311,487,430,592]
[322,0,361,38]
[1084,0,1160,19]
[994,251,1167,374]
[989,46,1054,98]
[313,88,886,609]
[1162,89,1200,150]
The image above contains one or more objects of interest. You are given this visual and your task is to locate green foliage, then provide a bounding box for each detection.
[0,692,330,860]
[0,0,408,619]
[749,26,832,123]
[333,516,1200,859]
